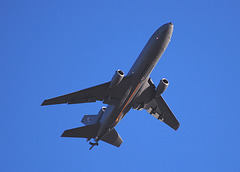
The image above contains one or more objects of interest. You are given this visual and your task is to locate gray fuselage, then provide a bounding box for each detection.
[96,23,173,140]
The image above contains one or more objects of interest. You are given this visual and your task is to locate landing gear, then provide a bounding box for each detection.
[89,141,99,150]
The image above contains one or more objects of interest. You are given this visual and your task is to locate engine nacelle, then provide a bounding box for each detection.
[156,78,169,96]
[95,106,107,123]
[109,70,124,88]
[98,106,106,115]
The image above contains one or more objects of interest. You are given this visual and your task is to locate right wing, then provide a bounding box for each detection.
[133,78,180,131]
[41,76,132,106]
[144,95,180,131]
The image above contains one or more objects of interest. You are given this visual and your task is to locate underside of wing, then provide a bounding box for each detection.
[41,75,132,106]
[41,82,109,106]
[144,96,180,130]
[133,78,180,131]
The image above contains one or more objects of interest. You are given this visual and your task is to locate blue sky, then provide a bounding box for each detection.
[1,0,240,171]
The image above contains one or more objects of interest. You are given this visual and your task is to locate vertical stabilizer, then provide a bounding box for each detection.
[81,115,98,126]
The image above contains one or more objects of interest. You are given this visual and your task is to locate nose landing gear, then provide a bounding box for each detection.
[89,141,99,150]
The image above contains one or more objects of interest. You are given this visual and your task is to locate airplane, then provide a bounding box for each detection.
[41,22,180,150]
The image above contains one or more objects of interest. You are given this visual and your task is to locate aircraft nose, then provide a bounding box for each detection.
[151,22,174,49]
[154,22,174,38]
[163,22,174,35]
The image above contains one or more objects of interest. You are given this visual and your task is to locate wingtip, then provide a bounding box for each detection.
[61,130,67,137]
[41,100,47,106]
[174,123,180,131]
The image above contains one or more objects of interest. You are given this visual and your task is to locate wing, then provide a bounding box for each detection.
[133,78,180,131]
[144,96,180,130]
[41,76,132,106]
[41,82,109,106]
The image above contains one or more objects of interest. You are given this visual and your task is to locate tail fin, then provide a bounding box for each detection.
[61,124,99,139]
[101,128,123,147]
[81,115,98,126]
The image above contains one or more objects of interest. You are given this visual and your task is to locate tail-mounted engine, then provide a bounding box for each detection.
[97,107,106,118]
[109,70,124,88]
[156,78,169,96]
[81,107,106,126]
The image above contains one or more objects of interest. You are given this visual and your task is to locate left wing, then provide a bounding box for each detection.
[41,75,132,106]
[41,82,110,106]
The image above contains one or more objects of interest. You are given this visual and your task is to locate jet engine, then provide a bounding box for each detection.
[95,106,106,122]
[109,70,124,88]
[156,78,169,96]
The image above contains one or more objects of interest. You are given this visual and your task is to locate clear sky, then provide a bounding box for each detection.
[1,0,240,171]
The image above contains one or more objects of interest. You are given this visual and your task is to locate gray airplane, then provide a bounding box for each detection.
[41,22,180,150]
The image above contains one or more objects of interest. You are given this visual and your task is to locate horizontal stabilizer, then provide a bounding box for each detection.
[61,124,99,139]
[81,115,98,126]
[101,128,123,147]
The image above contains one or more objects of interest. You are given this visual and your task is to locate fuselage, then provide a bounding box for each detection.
[96,23,174,140]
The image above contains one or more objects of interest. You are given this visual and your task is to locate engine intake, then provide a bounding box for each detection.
[156,78,169,96]
[109,70,124,88]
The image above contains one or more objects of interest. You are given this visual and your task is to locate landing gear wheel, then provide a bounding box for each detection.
[89,142,99,150]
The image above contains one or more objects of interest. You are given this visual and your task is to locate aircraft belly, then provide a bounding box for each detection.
[97,80,143,138]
